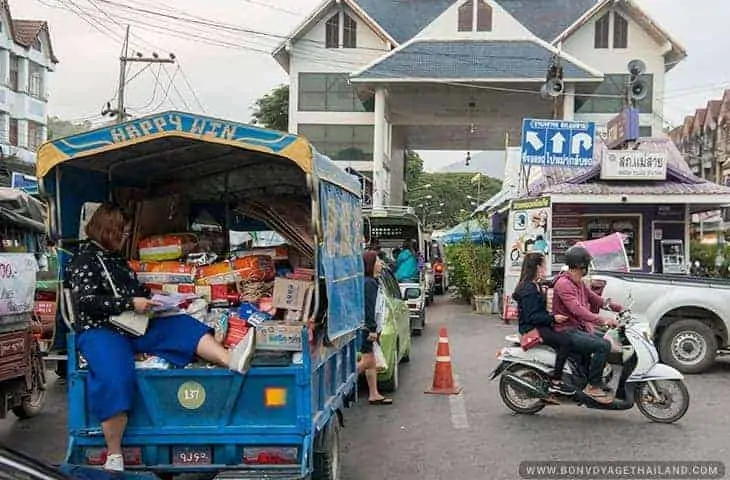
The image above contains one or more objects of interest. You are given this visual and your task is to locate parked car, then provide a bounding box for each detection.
[0,444,158,479]
[376,269,412,392]
[593,270,730,374]
[401,283,426,336]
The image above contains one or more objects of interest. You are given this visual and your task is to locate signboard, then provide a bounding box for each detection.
[0,253,38,316]
[520,118,595,168]
[506,197,551,273]
[10,172,38,195]
[600,150,667,180]
[605,107,639,149]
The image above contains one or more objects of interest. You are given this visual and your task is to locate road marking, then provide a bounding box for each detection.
[449,374,469,430]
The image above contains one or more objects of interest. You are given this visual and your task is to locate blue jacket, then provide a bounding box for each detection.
[513,281,555,335]
[394,249,419,282]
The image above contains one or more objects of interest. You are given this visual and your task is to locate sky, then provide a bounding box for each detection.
[14,0,730,171]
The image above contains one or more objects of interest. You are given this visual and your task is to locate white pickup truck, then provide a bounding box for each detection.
[592,271,730,374]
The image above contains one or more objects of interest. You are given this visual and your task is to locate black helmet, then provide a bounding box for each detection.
[565,245,592,270]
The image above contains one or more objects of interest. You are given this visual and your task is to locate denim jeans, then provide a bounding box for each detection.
[565,330,611,386]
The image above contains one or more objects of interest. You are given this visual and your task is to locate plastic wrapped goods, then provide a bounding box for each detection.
[138,234,197,262]
[232,255,275,282]
[134,261,196,284]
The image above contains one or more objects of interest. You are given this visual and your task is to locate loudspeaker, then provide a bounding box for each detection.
[630,80,648,100]
[542,78,564,98]
[627,59,646,76]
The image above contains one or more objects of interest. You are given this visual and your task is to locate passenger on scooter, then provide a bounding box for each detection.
[552,245,624,403]
[513,252,574,395]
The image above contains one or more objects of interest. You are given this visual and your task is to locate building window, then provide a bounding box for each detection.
[325,14,339,48]
[613,13,628,48]
[9,55,19,92]
[297,124,374,161]
[574,74,653,114]
[476,0,492,31]
[343,13,357,48]
[594,13,610,48]
[458,0,474,32]
[584,215,641,268]
[32,38,42,51]
[639,126,652,137]
[29,64,44,99]
[298,73,374,112]
[27,121,44,151]
[9,119,18,146]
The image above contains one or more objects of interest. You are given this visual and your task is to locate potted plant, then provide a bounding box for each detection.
[463,242,494,314]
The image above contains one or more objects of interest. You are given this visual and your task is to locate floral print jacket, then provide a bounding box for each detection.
[66,241,149,333]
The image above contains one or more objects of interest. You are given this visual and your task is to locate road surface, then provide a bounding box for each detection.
[2,297,728,479]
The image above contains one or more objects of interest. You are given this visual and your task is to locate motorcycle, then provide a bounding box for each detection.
[489,306,690,424]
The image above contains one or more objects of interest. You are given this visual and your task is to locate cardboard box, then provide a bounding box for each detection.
[272,278,313,311]
[255,322,303,351]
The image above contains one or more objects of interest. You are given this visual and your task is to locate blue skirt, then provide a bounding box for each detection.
[77,314,212,422]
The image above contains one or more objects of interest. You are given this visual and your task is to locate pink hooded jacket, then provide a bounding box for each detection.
[551,272,622,334]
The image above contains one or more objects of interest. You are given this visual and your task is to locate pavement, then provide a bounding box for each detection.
[2,296,730,479]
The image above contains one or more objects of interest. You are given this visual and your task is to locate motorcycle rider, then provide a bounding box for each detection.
[552,245,623,403]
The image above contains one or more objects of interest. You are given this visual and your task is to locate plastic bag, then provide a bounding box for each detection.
[373,342,387,370]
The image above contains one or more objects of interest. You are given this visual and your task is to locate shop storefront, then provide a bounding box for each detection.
[501,137,730,305]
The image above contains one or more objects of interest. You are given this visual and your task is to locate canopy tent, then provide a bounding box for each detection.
[436,218,502,244]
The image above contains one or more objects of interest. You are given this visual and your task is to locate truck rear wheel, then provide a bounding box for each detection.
[659,319,718,374]
[312,420,341,480]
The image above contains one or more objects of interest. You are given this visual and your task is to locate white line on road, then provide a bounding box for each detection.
[449,374,469,430]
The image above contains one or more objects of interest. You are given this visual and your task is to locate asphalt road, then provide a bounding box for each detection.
[2,297,729,479]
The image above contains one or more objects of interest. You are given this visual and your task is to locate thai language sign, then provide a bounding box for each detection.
[600,150,667,180]
[0,254,38,316]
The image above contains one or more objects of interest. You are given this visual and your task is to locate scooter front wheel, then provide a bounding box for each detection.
[498,366,548,415]
[635,380,690,424]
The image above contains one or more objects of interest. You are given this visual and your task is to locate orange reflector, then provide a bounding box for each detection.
[265,387,287,407]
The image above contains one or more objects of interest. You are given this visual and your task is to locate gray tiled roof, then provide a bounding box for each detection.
[543,180,730,196]
[351,40,600,80]
[353,0,597,44]
[355,0,453,43]
[497,0,598,41]
[528,137,730,197]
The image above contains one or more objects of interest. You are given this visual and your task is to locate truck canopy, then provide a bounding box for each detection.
[0,187,46,233]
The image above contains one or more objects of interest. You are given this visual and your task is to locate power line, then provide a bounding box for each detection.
[241,0,305,16]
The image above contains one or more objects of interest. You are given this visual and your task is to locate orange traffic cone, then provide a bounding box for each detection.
[425,326,462,395]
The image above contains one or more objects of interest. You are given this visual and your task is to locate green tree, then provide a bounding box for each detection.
[251,85,289,132]
[47,116,92,140]
[409,172,501,229]
[405,150,424,190]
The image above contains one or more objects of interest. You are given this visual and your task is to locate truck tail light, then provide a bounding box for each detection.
[243,447,298,465]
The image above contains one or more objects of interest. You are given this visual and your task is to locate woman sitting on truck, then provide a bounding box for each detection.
[67,204,255,472]
[394,240,419,283]
[357,250,392,405]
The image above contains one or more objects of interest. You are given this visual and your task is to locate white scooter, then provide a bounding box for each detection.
[490,304,690,423]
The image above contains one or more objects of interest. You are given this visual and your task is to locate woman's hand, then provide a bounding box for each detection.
[132,297,157,314]
[554,314,569,323]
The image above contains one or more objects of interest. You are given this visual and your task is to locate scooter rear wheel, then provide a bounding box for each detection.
[498,366,548,415]
[635,379,690,424]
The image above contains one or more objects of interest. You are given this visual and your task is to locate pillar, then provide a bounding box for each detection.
[0,49,9,87]
[17,119,28,149]
[372,88,387,207]
[562,84,575,121]
[18,57,29,94]
[0,112,9,146]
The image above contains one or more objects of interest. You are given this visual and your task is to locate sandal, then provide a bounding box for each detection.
[369,398,393,405]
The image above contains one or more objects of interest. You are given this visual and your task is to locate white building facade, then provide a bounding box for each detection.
[274,0,685,207]
[0,1,57,170]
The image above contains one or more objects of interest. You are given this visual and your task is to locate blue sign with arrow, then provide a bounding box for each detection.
[520,118,596,168]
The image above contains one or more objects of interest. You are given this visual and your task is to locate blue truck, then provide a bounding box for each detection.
[37,111,365,479]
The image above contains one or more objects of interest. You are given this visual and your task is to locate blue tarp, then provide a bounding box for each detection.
[317,180,364,339]
[438,219,503,244]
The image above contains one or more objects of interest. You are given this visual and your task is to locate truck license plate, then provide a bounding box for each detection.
[172,446,212,465]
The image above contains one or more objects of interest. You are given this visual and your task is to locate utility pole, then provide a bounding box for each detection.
[102,26,176,123]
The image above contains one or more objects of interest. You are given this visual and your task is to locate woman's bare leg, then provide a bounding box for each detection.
[102,413,128,455]
[196,333,230,365]
[358,353,385,401]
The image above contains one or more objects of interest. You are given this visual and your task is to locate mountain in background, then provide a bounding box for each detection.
[435,151,506,180]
